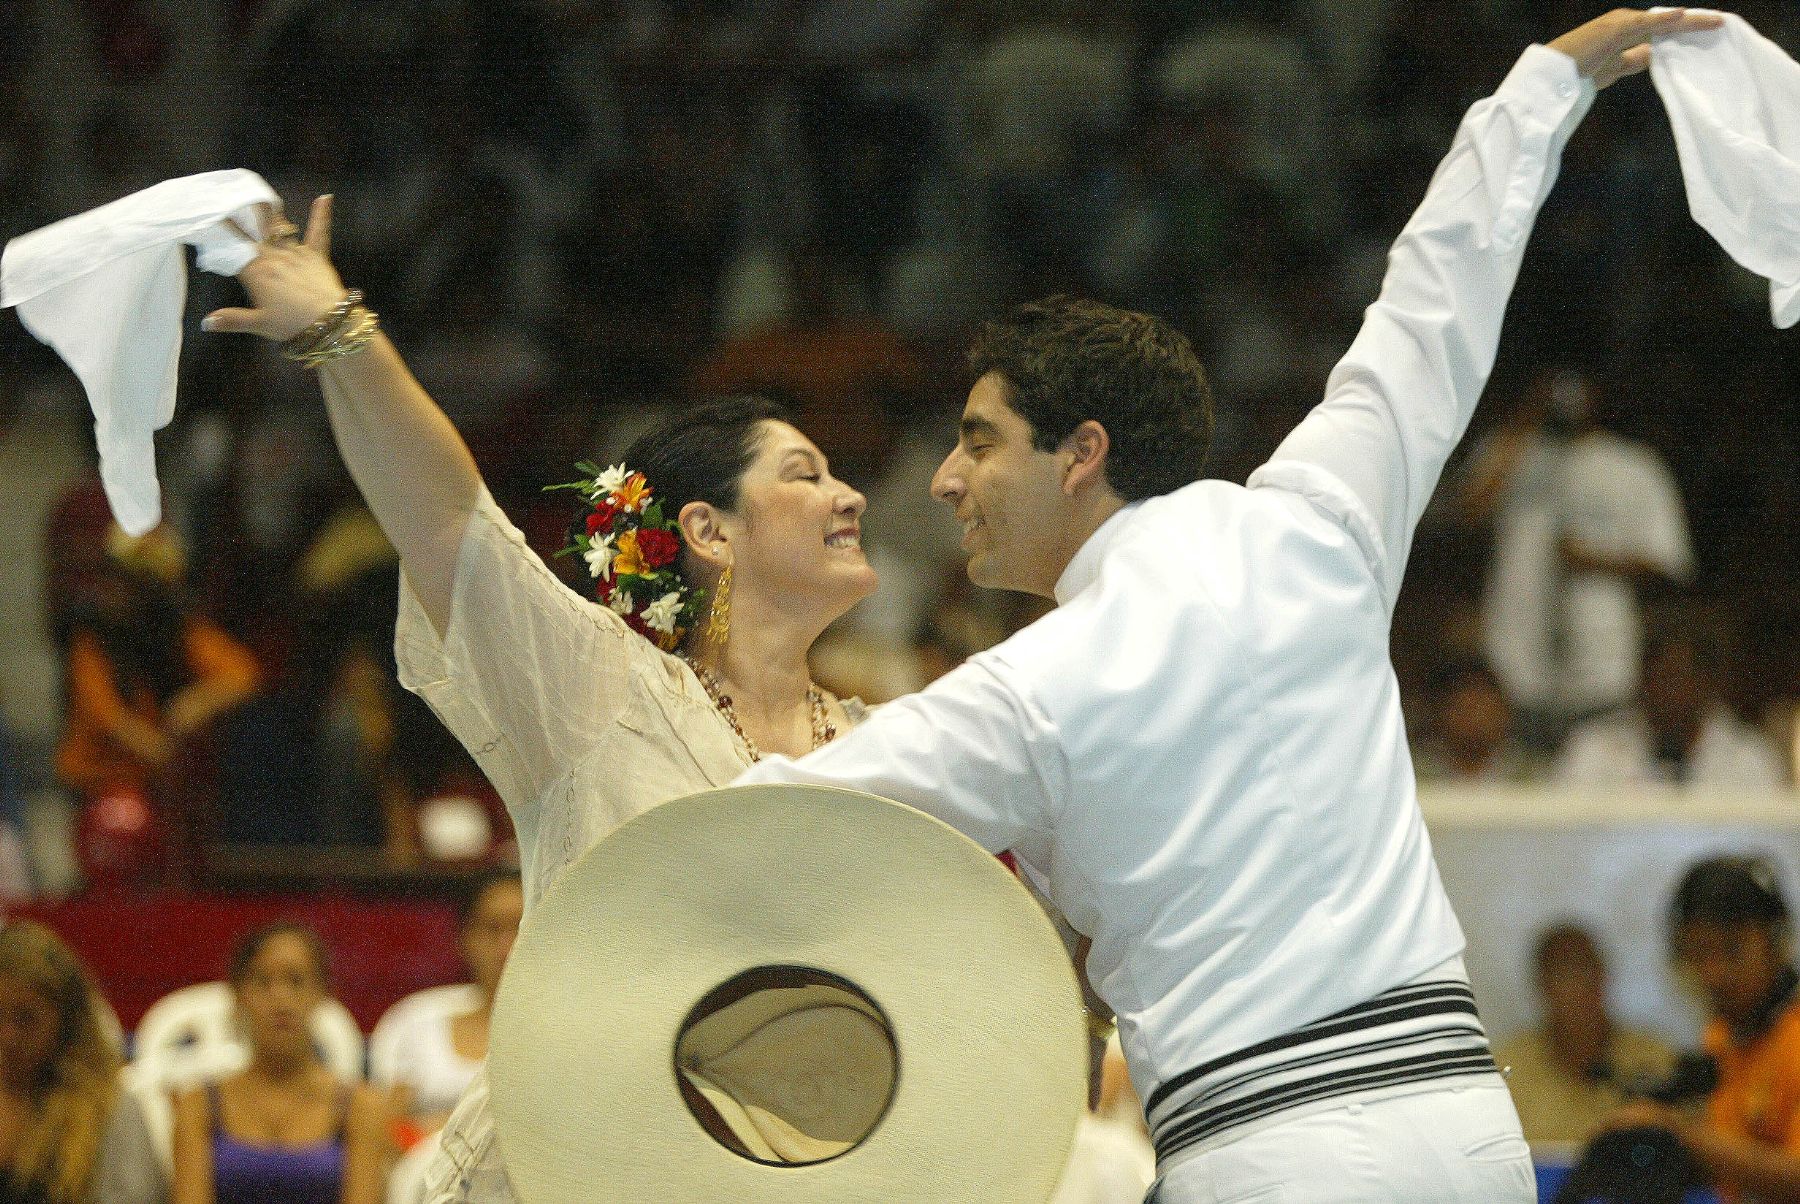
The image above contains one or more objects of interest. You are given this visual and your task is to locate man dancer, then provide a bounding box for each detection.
[738,9,1724,1200]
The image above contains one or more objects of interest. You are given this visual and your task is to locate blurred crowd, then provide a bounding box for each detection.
[2,847,1797,1201]
[1499,856,1800,1200]
[0,872,524,1203]
[0,19,1795,1196]
[0,5,1795,1197]
[0,0,1794,894]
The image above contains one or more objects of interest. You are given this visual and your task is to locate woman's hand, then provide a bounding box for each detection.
[203,195,348,342]
[1547,7,1724,90]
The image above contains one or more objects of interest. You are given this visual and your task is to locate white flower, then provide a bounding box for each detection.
[583,534,616,579]
[641,590,683,634]
[607,589,634,616]
[589,464,629,499]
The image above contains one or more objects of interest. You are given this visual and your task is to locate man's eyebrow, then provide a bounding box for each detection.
[959,417,1000,441]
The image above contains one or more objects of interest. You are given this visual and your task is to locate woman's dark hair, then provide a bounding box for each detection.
[967,295,1212,502]
[571,395,790,590]
[228,922,331,988]
[456,868,523,930]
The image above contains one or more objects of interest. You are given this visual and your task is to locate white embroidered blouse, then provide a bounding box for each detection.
[392,487,863,1201]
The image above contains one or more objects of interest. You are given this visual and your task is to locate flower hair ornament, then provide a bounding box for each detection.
[549,462,706,651]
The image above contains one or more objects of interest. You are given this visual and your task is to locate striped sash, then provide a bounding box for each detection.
[1146,978,1498,1166]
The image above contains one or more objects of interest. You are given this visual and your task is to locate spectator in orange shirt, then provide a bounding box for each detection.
[54,527,259,883]
[1604,856,1800,1201]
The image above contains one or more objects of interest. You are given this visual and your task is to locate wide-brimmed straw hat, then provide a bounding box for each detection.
[489,783,1086,1202]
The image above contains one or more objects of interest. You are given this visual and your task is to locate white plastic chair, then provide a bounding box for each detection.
[131,981,365,1090]
[368,984,481,1088]
[121,1059,175,1178]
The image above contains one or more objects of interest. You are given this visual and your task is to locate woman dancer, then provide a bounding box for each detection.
[205,202,878,1200]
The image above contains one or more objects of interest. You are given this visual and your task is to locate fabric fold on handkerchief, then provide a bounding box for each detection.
[1650,10,1800,329]
[1,170,278,534]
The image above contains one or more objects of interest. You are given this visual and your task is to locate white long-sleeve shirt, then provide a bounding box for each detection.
[740,43,1595,1139]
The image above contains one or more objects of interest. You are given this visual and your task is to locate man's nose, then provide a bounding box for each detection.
[931,451,963,503]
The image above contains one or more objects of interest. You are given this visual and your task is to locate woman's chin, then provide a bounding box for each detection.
[814,566,879,620]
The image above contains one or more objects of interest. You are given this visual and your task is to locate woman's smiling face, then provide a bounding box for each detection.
[721,420,876,615]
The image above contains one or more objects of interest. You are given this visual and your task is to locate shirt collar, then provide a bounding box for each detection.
[1054,502,1142,606]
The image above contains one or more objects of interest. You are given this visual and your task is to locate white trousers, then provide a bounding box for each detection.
[1147,1079,1534,1203]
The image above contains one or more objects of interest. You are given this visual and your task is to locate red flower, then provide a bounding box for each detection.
[623,612,654,641]
[636,527,680,568]
[586,501,618,535]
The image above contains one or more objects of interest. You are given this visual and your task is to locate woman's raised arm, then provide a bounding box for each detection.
[204,196,479,637]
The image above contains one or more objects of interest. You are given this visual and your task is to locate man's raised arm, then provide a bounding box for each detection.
[1250,8,1721,615]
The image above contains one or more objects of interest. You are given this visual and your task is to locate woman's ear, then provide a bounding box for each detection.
[1060,420,1113,498]
[678,501,730,569]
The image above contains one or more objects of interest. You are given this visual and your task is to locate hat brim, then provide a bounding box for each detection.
[489,783,1087,1203]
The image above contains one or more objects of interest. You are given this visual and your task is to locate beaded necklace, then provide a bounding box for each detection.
[678,653,837,762]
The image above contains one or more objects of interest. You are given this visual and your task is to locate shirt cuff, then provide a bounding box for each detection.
[1505,43,1599,129]
[1487,44,1597,250]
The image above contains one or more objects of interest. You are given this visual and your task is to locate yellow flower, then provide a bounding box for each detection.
[612,529,649,577]
[615,473,651,513]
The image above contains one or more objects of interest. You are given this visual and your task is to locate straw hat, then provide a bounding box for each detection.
[489,783,1086,1202]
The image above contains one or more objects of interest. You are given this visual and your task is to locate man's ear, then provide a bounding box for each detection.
[1060,420,1112,497]
[678,502,730,569]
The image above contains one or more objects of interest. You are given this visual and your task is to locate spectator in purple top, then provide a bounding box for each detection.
[170,924,388,1204]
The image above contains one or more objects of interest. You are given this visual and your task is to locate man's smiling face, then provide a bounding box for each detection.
[930,372,1077,598]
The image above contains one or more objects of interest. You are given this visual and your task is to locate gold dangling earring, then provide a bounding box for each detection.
[706,561,732,647]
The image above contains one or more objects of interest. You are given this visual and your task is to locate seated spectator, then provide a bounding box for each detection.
[170,925,388,1204]
[1493,923,1673,1144]
[374,872,522,1143]
[54,528,259,885]
[0,918,166,1202]
[1599,856,1800,1200]
[1412,659,1537,784]
[1555,618,1786,793]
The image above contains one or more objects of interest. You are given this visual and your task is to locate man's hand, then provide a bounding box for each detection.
[1548,8,1724,90]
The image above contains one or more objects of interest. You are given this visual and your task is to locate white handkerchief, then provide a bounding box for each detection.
[1,170,279,534]
[1650,10,1800,328]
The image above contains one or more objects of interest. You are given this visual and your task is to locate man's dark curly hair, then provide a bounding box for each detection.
[966,296,1213,502]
